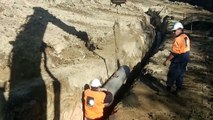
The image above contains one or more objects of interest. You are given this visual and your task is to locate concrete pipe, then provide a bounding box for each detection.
[103,65,130,97]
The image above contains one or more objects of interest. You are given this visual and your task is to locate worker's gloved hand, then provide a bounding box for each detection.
[163,60,167,66]
[98,88,108,92]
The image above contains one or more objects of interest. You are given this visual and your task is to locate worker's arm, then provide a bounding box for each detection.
[104,92,113,107]
[98,88,108,92]
[163,52,174,66]
[164,38,179,66]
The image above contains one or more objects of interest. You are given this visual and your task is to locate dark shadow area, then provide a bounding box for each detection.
[121,91,140,107]
[185,21,213,31]
[42,43,61,120]
[0,83,6,120]
[141,73,188,106]
[6,7,91,120]
[184,21,213,37]
[145,9,173,53]
[140,74,165,93]
[169,0,213,12]
[137,47,212,119]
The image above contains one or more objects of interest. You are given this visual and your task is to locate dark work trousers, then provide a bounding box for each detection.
[166,62,187,89]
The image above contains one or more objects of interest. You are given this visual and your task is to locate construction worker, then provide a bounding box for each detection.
[163,22,190,95]
[83,79,113,120]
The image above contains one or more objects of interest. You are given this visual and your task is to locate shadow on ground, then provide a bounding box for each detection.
[5,7,91,120]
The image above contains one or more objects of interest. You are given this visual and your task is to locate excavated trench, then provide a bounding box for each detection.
[108,10,213,119]
[104,38,161,119]
[103,10,170,119]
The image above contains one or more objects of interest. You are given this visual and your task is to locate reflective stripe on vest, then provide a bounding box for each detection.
[84,89,106,119]
[172,34,190,54]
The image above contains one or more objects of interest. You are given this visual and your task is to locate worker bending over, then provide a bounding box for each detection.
[163,22,190,95]
[84,79,113,120]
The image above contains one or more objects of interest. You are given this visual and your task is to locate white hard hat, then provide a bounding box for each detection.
[91,78,101,87]
[172,22,184,31]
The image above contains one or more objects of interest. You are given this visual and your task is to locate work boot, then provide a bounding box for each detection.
[173,87,181,96]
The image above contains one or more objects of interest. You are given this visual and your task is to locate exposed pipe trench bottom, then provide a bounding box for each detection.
[101,38,158,118]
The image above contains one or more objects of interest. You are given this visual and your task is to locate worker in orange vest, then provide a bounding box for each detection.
[163,22,190,95]
[83,79,113,120]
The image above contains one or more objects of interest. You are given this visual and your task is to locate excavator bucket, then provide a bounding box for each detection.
[111,0,126,6]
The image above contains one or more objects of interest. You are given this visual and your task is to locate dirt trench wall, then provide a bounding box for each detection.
[0,0,155,120]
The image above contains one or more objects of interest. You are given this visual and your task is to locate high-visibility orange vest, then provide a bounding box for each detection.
[84,89,106,119]
[172,33,190,54]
